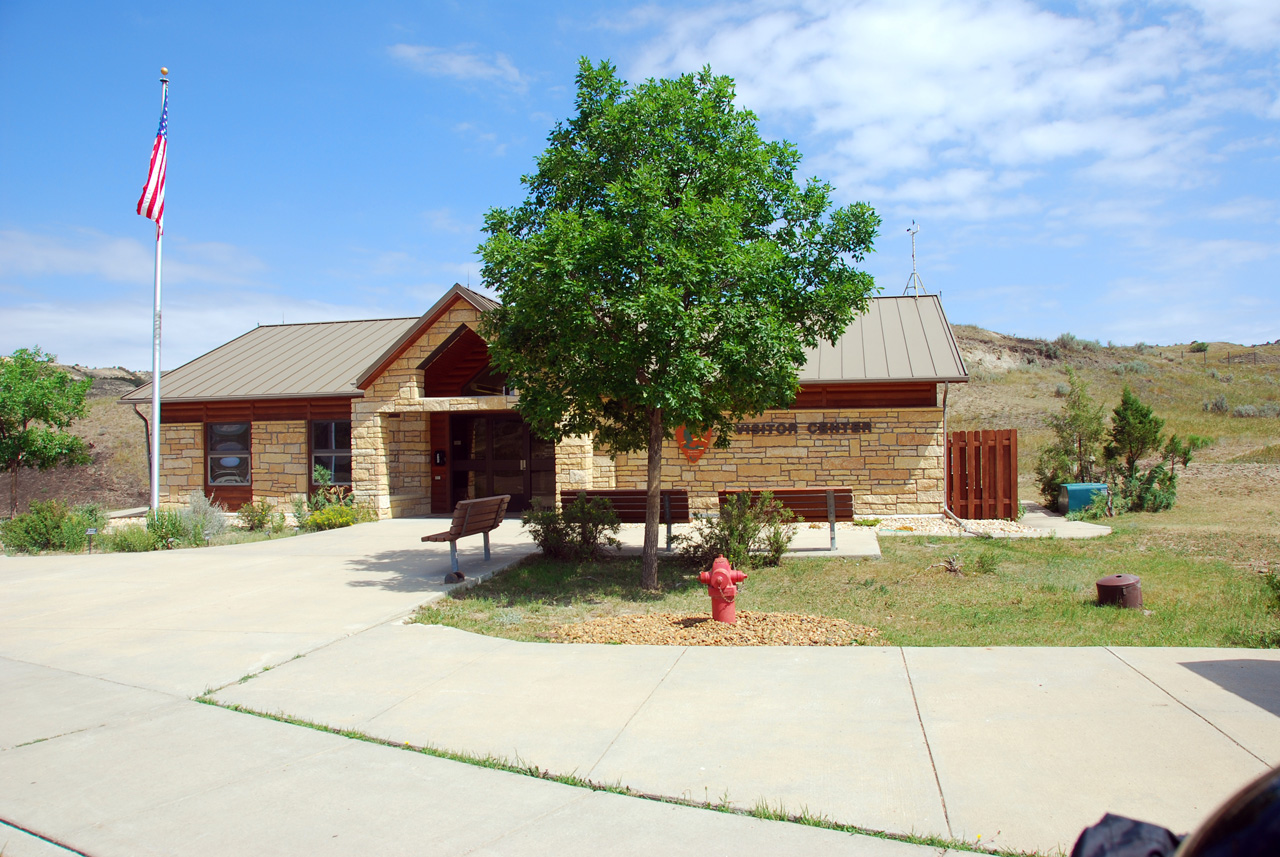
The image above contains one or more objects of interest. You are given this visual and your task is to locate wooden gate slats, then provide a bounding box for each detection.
[946,429,1018,520]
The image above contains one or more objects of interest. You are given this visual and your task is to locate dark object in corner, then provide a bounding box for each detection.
[444,571,465,584]
[1070,813,1180,857]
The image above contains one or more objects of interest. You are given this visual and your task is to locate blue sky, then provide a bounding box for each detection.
[1,0,1277,369]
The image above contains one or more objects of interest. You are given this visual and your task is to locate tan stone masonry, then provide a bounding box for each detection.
[158,423,203,504]
[612,408,945,516]
[251,421,307,505]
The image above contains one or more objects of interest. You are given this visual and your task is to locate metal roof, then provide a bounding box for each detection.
[121,317,418,402]
[797,294,968,383]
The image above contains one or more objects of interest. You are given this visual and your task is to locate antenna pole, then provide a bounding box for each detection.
[903,220,927,296]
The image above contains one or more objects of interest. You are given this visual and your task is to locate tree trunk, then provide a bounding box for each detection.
[8,462,18,518]
[641,406,663,590]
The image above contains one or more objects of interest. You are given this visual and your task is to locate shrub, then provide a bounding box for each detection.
[972,552,1000,574]
[1189,341,1209,353]
[301,503,374,532]
[238,498,284,532]
[1262,403,1280,418]
[1054,383,1070,398]
[1054,333,1080,351]
[1117,464,1177,513]
[1067,490,1111,521]
[147,508,188,548]
[0,500,106,553]
[1233,404,1259,418]
[1035,341,1060,360]
[183,491,229,540]
[1113,360,1149,376]
[522,494,621,561]
[1204,393,1229,414]
[105,524,158,552]
[677,491,797,569]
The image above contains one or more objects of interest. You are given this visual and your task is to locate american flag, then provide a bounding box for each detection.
[136,90,168,232]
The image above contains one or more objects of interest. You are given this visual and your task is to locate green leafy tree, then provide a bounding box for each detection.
[1033,367,1106,503]
[1,348,93,517]
[479,60,879,588]
[1105,387,1165,478]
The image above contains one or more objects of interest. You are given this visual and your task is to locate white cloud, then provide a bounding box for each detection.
[0,291,406,370]
[0,229,267,286]
[388,44,527,92]
[632,0,1279,216]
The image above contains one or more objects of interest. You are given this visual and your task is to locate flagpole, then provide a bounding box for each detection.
[149,68,168,512]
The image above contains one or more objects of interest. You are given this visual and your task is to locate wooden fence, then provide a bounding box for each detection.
[947,430,1018,520]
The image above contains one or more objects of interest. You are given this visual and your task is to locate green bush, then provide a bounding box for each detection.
[1116,464,1177,513]
[1189,341,1209,353]
[677,491,797,569]
[147,508,188,547]
[0,500,106,553]
[301,503,373,531]
[522,494,622,561]
[1204,393,1229,414]
[146,492,230,547]
[1066,490,1111,522]
[105,524,159,552]
[184,491,229,540]
[237,498,284,532]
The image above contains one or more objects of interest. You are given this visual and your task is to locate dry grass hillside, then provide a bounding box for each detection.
[1,366,151,514]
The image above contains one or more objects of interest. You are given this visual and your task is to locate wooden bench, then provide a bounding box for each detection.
[422,494,511,576]
[718,488,855,551]
[560,489,691,550]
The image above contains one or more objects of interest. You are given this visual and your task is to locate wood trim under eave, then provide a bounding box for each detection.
[356,293,477,391]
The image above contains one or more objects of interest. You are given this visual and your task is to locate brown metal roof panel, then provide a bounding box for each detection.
[859,300,891,379]
[896,298,935,378]
[121,318,417,402]
[918,296,968,378]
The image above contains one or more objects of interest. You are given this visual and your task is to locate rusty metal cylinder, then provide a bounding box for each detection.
[1096,573,1142,609]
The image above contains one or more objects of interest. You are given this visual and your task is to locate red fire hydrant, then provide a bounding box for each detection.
[700,555,747,624]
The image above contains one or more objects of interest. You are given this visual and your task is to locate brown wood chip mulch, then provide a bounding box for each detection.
[551,611,878,647]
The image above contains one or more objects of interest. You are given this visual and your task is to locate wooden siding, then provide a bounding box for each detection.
[947,430,1018,520]
[160,397,353,424]
[792,382,937,409]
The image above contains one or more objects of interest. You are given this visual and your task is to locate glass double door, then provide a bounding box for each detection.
[449,414,554,513]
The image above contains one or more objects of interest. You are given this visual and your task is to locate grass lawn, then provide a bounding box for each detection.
[414,501,1280,648]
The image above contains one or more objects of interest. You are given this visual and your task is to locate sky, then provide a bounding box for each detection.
[1,0,1277,370]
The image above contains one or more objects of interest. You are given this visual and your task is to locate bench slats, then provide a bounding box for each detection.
[559,490,691,524]
[422,495,511,574]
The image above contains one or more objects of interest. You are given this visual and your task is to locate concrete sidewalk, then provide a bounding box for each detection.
[0,520,936,856]
[212,623,1280,855]
[1018,502,1112,538]
[4,517,1276,855]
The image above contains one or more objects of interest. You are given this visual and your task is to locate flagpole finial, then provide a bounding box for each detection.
[160,67,169,80]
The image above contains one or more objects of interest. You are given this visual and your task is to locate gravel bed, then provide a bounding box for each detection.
[552,611,878,646]
[869,516,1042,537]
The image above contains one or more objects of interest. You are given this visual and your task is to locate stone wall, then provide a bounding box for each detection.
[612,408,945,516]
[251,421,308,505]
[159,423,203,504]
[352,299,488,517]
[385,412,430,518]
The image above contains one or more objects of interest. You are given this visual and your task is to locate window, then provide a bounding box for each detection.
[312,420,352,485]
[207,423,251,485]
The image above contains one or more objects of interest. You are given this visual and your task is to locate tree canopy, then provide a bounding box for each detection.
[1105,386,1165,478]
[1,347,92,517]
[478,59,880,587]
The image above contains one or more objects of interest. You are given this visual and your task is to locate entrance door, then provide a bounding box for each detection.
[449,414,555,513]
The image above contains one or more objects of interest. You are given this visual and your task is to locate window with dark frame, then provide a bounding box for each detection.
[207,422,251,485]
[311,420,352,485]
